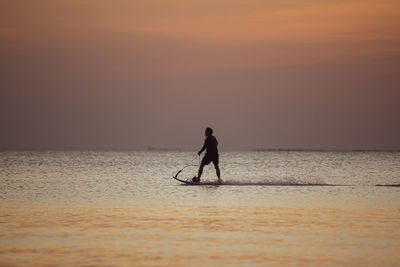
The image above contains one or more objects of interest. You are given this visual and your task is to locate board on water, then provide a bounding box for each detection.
[173,170,221,185]
[173,170,332,186]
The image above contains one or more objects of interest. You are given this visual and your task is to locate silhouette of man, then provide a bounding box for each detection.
[192,127,222,183]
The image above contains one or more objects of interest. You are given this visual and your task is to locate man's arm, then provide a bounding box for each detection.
[198,140,207,155]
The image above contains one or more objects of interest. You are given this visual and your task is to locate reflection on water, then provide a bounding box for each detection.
[1,204,399,266]
[0,151,399,265]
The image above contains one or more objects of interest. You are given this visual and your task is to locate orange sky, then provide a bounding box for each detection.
[1,0,400,149]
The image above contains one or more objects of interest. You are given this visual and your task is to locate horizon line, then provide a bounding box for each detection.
[1,148,399,152]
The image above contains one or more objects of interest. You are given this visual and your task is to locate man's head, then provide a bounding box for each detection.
[205,127,213,137]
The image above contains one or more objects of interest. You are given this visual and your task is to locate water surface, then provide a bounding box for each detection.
[1,151,399,266]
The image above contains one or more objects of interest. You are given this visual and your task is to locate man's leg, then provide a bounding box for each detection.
[197,162,205,179]
[214,163,221,183]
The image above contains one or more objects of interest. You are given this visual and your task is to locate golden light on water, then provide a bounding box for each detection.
[1,204,399,266]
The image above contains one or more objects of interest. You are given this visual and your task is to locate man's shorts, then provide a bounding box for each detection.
[202,153,219,165]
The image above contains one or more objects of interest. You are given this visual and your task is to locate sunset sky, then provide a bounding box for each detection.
[1,0,399,150]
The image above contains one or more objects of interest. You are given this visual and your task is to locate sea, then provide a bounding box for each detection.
[0,150,399,266]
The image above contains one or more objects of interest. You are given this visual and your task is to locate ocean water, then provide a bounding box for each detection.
[0,151,399,266]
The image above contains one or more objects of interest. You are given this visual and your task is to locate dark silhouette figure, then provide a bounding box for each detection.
[192,127,222,183]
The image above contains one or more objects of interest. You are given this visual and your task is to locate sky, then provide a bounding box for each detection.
[1,0,400,150]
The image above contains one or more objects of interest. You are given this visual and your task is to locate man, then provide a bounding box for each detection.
[192,127,222,183]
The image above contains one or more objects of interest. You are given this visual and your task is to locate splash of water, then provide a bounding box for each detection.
[220,177,328,186]
[176,176,329,186]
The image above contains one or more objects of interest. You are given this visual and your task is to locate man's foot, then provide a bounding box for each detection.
[218,179,223,184]
[192,176,200,183]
